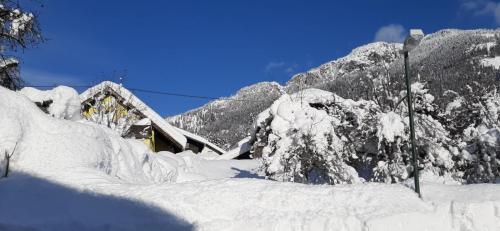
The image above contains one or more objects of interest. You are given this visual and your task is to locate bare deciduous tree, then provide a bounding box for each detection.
[0,0,43,90]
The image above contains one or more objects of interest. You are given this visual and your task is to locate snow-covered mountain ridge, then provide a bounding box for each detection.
[168,29,500,150]
[285,42,402,93]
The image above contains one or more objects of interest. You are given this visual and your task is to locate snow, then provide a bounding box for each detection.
[2,86,180,184]
[480,56,500,69]
[80,81,187,149]
[445,97,464,115]
[1,86,500,230]
[10,10,34,36]
[287,42,402,91]
[253,88,383,184]
[467,42,497,54]
[19,86,82,121]
[0,57,18,68]
[169,151,261,181]
[255,89,352,179]
[377,112,405,143]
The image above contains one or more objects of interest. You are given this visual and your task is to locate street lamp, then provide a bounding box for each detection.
[403,29,424,198]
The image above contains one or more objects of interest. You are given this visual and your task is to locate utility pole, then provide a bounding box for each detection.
[403,29,424,198]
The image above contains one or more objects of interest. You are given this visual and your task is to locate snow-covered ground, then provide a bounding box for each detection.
[1,86,499,231]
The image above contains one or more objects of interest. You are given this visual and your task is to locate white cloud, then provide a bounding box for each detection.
[265,61,299,75]
[461,0,500,24]
[265,61,286,72]
[374,24,407,43]
[285,67,295,74]
[461,0,482,11]
[21,68,86,86]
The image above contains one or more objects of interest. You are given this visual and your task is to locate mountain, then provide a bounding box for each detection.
[285,42,402,93]
[167,82,284,150]
[167,29,500,150]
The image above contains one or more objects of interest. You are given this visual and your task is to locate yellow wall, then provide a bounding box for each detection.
[82,95,156,152]
[83,95,131,123]
[143,129,155,152]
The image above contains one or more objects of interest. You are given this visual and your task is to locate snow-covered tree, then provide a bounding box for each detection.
[252,82,499,185]
[444,85,500,183]
[0,0,42,90]
[251,89,375,184]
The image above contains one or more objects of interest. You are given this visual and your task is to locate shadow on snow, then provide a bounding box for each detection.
[0,173,194,231]
[231,167,264,179]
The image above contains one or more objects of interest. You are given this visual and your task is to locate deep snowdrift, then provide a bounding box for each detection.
[0,86,499,231]
[1,86,179,184]
[19,86,82,121]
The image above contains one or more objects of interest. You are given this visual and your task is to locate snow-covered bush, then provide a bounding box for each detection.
[438,83,500,183]
[19,86,82,121]
[252,89,374,184]
[371,112,409,183]
[462,127,500,183]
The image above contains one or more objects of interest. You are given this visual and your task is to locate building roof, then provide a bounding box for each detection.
[217,136,251,160]
[80,81,187,149]
[173,127,226,154]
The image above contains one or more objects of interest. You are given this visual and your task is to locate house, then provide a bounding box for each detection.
[80,81,225,155]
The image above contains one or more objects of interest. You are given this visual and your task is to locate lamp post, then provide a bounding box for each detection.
[403,29,424,198]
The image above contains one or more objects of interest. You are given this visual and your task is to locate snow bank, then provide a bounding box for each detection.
[19,86,82,121]
[82,179,500,231]
[1,86,176,183]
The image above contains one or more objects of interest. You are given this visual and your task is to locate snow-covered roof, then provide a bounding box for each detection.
[217,136,252,160]
[173,127,226,154]
[80,81,187,149]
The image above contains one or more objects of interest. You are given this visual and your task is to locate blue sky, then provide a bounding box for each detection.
[19,0,500,116]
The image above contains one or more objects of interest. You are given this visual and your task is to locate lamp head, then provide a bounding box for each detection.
[403,29,424,52]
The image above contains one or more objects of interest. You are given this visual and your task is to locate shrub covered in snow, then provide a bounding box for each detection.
[252,89,374,184]
[251,84,500,185]
[19,86,82,121]
[443,84,500,183]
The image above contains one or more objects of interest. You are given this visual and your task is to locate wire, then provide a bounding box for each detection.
[26,85,92,88]
[128,88,221,100]
[23,85,263,103]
